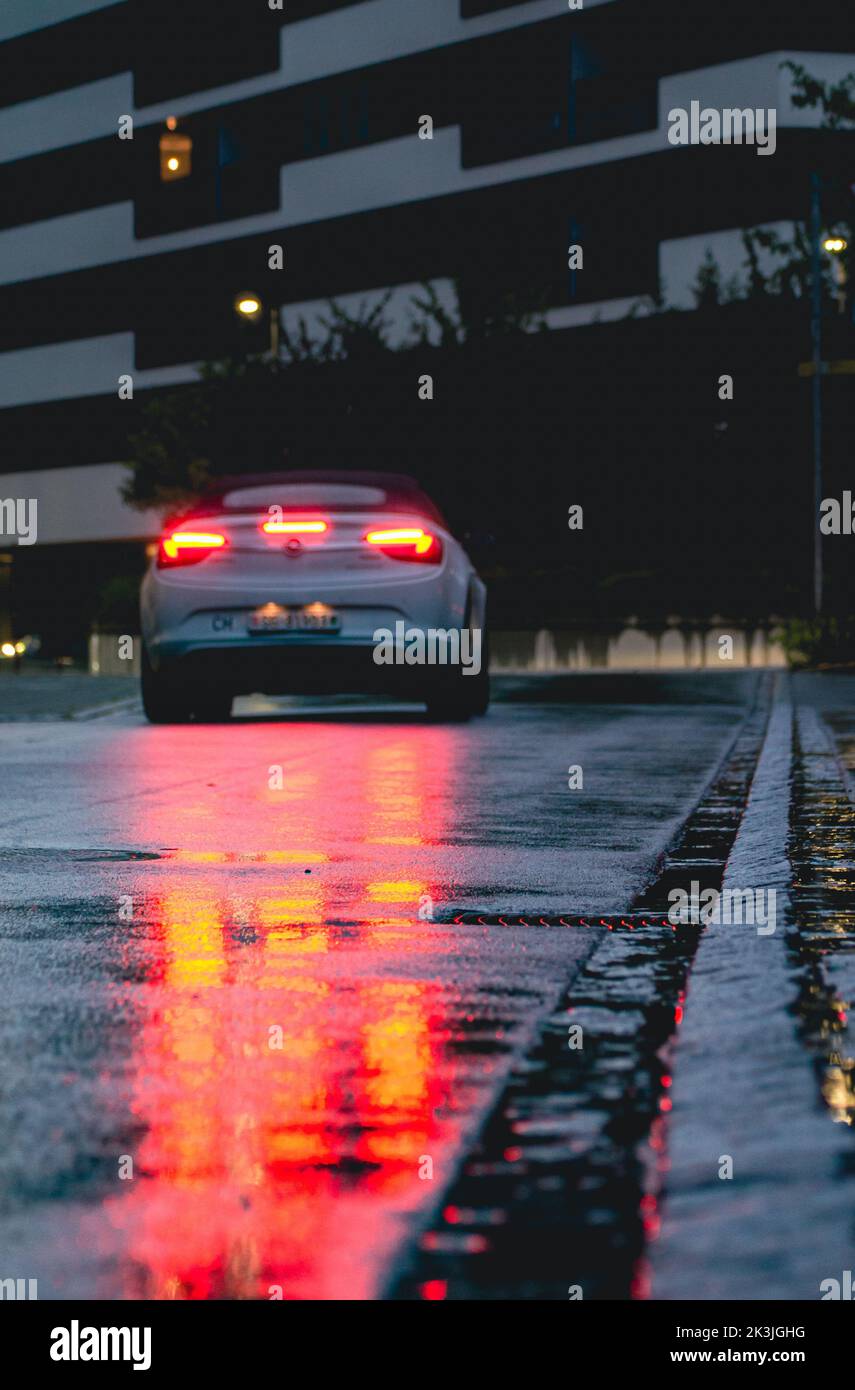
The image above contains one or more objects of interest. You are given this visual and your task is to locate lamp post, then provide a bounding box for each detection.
[810,173,824,616]
[234,293,280,360]
[809,176,849,617]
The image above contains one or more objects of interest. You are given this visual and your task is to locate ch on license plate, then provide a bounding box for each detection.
[247,605,341,634]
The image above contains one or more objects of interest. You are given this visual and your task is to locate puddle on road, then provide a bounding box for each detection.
[0,697,768,1299]
[1,880,578,1300]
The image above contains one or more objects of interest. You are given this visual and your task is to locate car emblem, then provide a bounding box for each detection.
[285,538,303,556]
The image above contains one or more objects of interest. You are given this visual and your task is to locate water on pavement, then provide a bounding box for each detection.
[0,675,757,1298]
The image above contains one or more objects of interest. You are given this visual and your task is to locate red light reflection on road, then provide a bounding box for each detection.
[97,722,464,1298]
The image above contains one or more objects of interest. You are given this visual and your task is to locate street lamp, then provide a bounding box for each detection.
[809,193,852,615]
[233,292,280,359]
[810,173,824,615]
[823,231,849,316]
[235,295,261,318]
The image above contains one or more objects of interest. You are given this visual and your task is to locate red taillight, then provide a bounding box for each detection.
[364,527,443,563]
[262,518,328,536]
[157,529,228,568]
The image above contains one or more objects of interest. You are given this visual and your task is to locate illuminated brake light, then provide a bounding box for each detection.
[262,519,328,535]
[367,528,430,551]
[158,530,227,567]
[364,527,442,562]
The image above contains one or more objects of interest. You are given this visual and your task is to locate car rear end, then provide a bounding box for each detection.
[140,476,474,705]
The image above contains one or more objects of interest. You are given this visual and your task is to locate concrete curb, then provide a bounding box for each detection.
[651,673,855,1300]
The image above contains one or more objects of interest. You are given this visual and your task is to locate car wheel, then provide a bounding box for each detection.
[193,693,233,722]
[140,645,192,724]
[424,637,490,721]
[468,657,490,716]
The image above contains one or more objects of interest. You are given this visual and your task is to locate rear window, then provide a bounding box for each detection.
[223,484,388,509]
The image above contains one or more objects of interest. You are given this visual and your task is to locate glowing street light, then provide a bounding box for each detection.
[233,292,279,358]
[822,230,850,314]
[234,293,263,321]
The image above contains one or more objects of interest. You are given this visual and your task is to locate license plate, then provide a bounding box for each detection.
[247,606,340,634]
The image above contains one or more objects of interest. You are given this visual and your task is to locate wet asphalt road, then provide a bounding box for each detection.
[0,673,758,1299]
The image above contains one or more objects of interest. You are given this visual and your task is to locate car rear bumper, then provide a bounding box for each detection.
[152,639,467,697]
[149,603,411,649]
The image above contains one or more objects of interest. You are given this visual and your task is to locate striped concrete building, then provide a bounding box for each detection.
[0,0,853,646]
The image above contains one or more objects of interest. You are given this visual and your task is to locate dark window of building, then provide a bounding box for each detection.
[304,92,331,156]
[303,82,370,157]
[570,30,657,145]
[0,3,129,110]
[131,0,379,106]
[463,23,573,167]
[132,47,435,239]
[0,139,132,232]
[132,0,280,106]
[572,72,657,145]
[462,19,656,167]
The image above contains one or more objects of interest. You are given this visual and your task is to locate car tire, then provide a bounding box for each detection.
[193,693,233,722]
[141,645,193,724]
[424,633,490,721]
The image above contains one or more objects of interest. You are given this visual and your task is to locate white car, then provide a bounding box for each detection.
[140,470,489,723]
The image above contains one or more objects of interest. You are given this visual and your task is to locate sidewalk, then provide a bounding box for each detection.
[652,670,855,1299]
[0,670,139,721]
[793,670,855,803]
